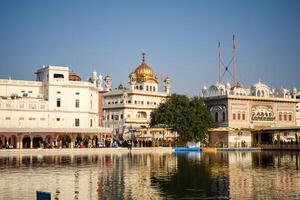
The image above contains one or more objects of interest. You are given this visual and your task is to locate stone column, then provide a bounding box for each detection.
[71,137,75,148]
[30,136,33,149]
[17,136,22,149]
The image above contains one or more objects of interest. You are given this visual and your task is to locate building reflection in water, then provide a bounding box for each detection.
[0,151,299,199]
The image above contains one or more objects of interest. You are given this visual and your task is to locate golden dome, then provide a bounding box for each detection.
[134,62,154,77]
[131,53,158,83]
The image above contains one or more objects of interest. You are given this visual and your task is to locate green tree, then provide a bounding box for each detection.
[150,94,214,143]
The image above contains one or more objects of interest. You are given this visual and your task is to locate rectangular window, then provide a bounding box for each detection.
[75,99,80,108]
[289,114,292,121]
[56,91,61,94]
[56,118,60,121]
[40,104,45,109]
[75,92,80,95]
[90,119,93,127]
[20,104,25,109]
[40,118,45,121]
[75,118,80,127]
[284,114,287,121]
[242,113,245,120]
[233,113,236,120]
[57,98,61,107]
[54,74,64,78]
[5,117,11,120]
[120,114,123,120]
[19,117,24,120]
[90,100,92,109]
[238,113,241,120]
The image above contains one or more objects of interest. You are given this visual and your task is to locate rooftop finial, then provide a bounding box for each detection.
[142,52,146,63]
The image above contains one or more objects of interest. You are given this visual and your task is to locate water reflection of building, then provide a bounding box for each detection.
[0,153,177,199]
[0,66,111,149]
[229,152,300,199]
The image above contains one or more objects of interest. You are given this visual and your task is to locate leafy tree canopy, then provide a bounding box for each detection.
[150,94,214,143]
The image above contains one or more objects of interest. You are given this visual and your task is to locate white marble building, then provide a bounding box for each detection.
[0,65,111,148]
[103,53,176,144]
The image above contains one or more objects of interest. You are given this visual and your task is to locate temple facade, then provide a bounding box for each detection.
[0,65,111,149]
[103,53,176,145]
[202,81,300,147]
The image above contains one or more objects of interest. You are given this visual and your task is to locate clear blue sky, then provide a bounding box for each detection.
[0,0,299,96]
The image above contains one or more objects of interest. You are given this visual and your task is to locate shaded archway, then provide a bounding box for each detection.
[75,136,83,148]
[83,136,91,148]
[33,136,43,148]
[44,135,52,148]
[8,135,18,148]
[92,135,98,148]
[0,135,7,148]
[57,135,71,148]
[22,136,31,149]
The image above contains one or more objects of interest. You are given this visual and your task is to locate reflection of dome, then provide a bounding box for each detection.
[131,53,158,83]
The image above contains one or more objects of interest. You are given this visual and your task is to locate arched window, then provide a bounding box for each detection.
[153,86,156,92]
[146,85,149,91]
[139,85,143,90]
[279,113,282,121]
[233,113,236,120]
[284,113,287,121]
[222,112,226,122]
[289,113,292,121]
[215,112,219,122]
[261,90,265,97]
[150,86,152,91]
[238,113,241,120]
[257,90,261,96]
[242,113,245,120]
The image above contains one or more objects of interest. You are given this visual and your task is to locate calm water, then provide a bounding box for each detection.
[0,151,300,200]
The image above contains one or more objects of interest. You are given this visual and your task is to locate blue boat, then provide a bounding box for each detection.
[173,147,202,152]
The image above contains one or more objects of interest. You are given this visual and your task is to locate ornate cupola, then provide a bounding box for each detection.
[130,52,158,84]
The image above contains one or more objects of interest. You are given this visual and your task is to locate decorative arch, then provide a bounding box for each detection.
[22,135,31,149]
[8,135,18,148]
[57,135,71,148]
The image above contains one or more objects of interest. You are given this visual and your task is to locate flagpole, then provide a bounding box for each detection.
[218,41,221,84]
[233,34,236,83]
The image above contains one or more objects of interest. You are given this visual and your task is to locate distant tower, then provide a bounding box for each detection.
[91,71,98,85]
[97,73,103,91]
[202,85,208,97]
[104,75,112,91]
[292,88,298,99]
[129,72,137,90]
[164,76,171,95]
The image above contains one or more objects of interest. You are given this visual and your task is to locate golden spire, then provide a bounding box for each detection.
[142,52,146,63]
